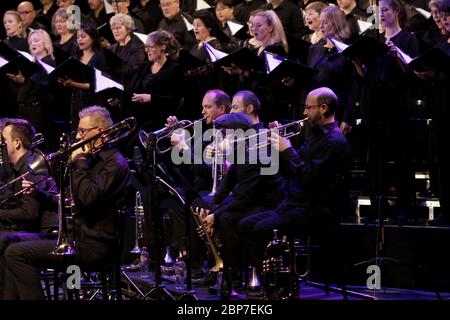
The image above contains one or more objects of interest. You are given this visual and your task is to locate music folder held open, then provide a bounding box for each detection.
[212,47,265,72]
[48,58,95,83]
[0,42,43,78]
[409,47,450,74]
[264,51,317,84]
[331,34,389,63]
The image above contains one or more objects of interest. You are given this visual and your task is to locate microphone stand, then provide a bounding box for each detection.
[139,133,175,300]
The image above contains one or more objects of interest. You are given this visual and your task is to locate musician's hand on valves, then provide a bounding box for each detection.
[166,115,178,127]
[270,130,291,152]
[268,121,280,130]
[204,213,215,236]
[21,179,36,196]
[205,144,216,160]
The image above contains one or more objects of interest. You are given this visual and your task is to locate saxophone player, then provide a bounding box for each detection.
[0,119,58,300]
[3,106,131,300]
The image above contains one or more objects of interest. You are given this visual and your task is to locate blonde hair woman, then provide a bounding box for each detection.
[3,10,28,51]
[251,10,288,55]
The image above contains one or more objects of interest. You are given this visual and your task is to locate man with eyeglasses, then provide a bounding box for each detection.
[158,0,196,50]
[238,87,352,281]
[3,106,132,300]
[17,1,48,35]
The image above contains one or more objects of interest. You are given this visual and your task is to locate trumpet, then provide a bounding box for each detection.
[130,191,145,254]
[232,118,309,151]
[138,118,204,154]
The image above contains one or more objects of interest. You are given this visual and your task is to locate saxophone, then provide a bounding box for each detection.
[191,207,223,272]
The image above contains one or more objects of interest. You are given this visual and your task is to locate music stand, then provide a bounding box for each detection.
[139,133,197,300]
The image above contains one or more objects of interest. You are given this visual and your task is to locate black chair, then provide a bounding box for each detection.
[42,210,127,300]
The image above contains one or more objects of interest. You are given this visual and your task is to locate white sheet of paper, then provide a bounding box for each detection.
[182,15,194,31]
[104,0,115,14]
[227,21,244,36]
[204,42,228,62]
[133,32,148,44]
[196,0,211,10]
[415,7,431,19]
[264,51,284,74]
[357,20,372,34]
[95,68,124,93]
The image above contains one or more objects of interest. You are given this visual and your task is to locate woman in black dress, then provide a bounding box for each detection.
[355,0,420,221]
[127,30,185,130]
[7,29,56,150]
[59,23,109,130]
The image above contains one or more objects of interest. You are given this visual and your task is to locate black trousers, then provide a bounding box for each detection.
[4,237,112,300]
[237,205,335,274]
[0,231,56,300]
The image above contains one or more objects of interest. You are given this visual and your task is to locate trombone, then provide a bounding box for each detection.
[50,117,137,256]
[46,117,137,162]
[0,133,48,195]
[138,118,204,154]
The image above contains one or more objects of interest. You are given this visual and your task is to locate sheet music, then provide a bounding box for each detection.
[95,68,124,93]
[227,21,244,36]
[204,42,228,62]
[264,51,284,74]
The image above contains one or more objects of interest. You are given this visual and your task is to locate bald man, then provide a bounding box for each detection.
[17,1,48,34]
[237,87,352,290]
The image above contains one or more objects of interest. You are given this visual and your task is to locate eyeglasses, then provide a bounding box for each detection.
[18,10,33,15]
[437,11,450,19]
[160,1,175,8]
[144,45,157,52]
[77,126,99,136]
[304,104,320,110]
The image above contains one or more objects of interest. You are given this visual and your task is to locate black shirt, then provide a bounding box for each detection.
[72,147,131,242]
[158,11,196,51]
[281,121,351,214]
[0,150,57,232]
[262,0,305,37]
[213,122,287,217]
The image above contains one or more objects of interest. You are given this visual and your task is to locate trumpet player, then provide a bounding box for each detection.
[156,89,230,277]
[0,119,58,300]
[237,87,352,275]
[202,109,287,298]
[4,106,131,300]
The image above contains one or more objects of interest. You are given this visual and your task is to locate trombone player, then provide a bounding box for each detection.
[0,119,58,300]
[3,106,132,300]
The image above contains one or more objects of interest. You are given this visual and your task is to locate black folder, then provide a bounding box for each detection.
[213,47,264,72]
[409,47,450,73]
[0,55,43,78]
[97,22,115,44]
[0,41,21,61]
[286,32,311,63]
[53,45,71,67]
[178,48,206,71]
[48,57,94,83]
[340,35,388,63]
[266,57,317,85]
